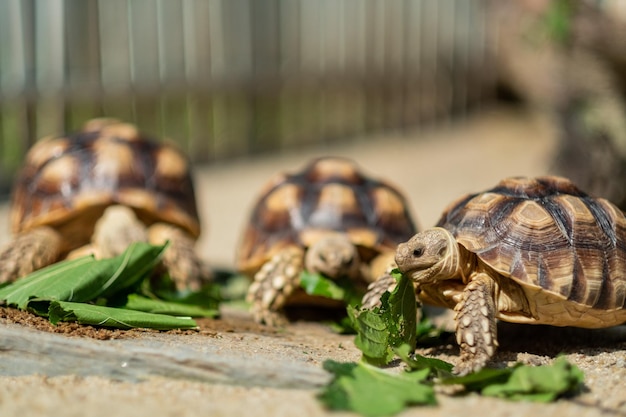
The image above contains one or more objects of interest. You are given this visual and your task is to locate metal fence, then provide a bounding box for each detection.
[0,0,495,190]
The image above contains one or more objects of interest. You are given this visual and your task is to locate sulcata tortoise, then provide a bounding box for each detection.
[0,118,210,290]
[394,176,626,375]
[236,157,417,325]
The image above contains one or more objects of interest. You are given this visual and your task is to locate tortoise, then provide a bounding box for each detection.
[394,175,626,375]
[0,118,209,290]
[236,156,418,325]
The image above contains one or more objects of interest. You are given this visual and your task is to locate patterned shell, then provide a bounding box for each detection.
[437,176,626,311]
[237,157,417,274]
[10,118,200,250]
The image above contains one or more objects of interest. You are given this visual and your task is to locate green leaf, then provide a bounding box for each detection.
[122,294,219,318]
[47,300,198,330]
[97,242,168,298]
[441,366,514,391]
[0,242,225,331]
[319,360,436,417]
[0,242,167,309]
[542,0,572,44]
[394,344,453,376]
[326,315,357,334]
[441,357,584,402]
[386,270,417,350]
[300,271,362,306]
[349,303,395,366]
[144,279,222,312]
[349,269,418,365]
[301,271,346,300]
[213,271,250,301]
[0,256,100,308]
[480,357,584,402]
[415,314,453,346]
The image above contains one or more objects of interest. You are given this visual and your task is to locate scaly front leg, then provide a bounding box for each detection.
[453,272,498,375]
[246,246,304,326]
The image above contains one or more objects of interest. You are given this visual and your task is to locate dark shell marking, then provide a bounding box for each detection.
[11,119,200,251]
[237,157,417,273]
[437,176,626,311]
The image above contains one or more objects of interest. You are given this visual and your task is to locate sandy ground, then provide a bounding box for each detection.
[1,107,626,417]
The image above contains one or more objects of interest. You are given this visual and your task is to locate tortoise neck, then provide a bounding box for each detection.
[456,244,477,284]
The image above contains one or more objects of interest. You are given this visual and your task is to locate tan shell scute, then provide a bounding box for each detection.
[437,176,626,311]
[10,118,200,250]
[237,157,417,274]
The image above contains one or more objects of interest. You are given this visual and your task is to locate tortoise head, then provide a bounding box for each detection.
[395,227,461,285]
[305,233,360,279]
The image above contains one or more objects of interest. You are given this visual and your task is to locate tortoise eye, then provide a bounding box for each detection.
[412,248,424,257]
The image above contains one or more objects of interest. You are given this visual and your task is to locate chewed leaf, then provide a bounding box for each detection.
[349,304,394,366]
[349,270,418,365]
[386,270,417,351]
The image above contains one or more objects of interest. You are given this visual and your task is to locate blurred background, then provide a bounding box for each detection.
[0,0,493,192]
[1,0,626,266]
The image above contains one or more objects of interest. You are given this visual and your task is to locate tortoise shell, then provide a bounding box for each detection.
[437,176,626,312]
[10,118,200,252]
[237,157,417,275]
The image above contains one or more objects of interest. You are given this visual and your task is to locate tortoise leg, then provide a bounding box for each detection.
[360,251,398,309]
[246,246,304,326]
[148,222,211,292]
[0,226,62,283]
[453,272,498,375]
[361,273,397,309]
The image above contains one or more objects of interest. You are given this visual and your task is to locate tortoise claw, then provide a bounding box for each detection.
[250,301,289,327]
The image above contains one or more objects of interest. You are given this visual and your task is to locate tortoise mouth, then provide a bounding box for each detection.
[399,263,439,285]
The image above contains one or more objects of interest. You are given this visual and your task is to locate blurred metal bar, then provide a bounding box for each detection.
[157,0,186,84]
[35,0,64,93]
[0,0,28,97]
[34,0,64,140]
[128,0,159,88]
[98,0,131,92]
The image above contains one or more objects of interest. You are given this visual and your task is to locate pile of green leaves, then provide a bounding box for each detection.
[318,270,585,417]
[0,242,219,330]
